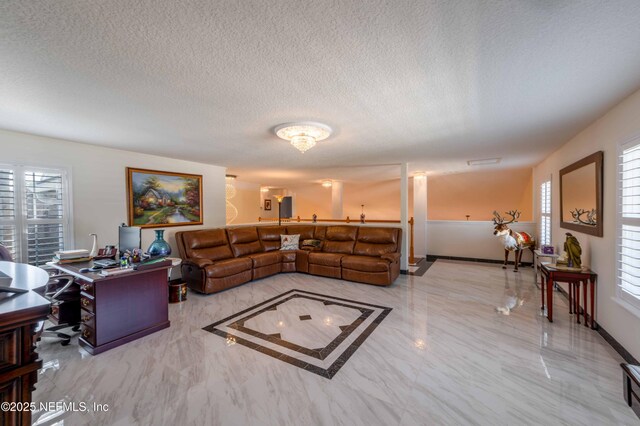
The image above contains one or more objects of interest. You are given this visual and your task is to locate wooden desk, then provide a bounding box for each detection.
[49,262,170,355]
[0,261,50,426]
[540,263,597,328]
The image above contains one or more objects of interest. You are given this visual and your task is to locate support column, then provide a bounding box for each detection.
[400,163,409,272]
[331,181,343,219]
[412,174,427,261]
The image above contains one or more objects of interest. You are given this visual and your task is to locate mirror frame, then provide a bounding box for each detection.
[559,151,604,237]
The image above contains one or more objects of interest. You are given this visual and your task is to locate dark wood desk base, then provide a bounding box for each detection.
[50,264,170,355]
[0,262,50,426]
[80,321,169,355]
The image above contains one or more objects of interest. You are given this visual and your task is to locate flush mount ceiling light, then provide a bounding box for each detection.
[467,158,501,166]
[274,122,332,154]
[321,180,332,188]
[260,187,270,193]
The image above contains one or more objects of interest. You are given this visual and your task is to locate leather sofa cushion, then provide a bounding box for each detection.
[342,255,390,272]
[314,226,327,240]
[182,229,233,261]
[357,227,398,244]
[323,226,357,254]
[281,251,297,263]
[353,228,399,256]
[258,226,286,252]
[286,225,316,240]
[247,251,281,268]
[227,227,262,257]
[228,227,260,244]
[308,252,344,267]
[205,258,253,278]
[326,226,357,241]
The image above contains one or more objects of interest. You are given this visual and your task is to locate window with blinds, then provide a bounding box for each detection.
[618,136,640,311]
[0,165,71,266]
[540,180,551,246]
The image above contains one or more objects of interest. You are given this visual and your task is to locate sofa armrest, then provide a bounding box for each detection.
[381,253,400,263]
[183,258,214,268]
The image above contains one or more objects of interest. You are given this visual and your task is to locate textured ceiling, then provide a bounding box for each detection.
[2,1,640,185]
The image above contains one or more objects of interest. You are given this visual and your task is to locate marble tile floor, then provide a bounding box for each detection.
[31,260,640,425]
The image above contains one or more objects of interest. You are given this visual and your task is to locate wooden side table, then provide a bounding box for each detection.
[540,263,597,328]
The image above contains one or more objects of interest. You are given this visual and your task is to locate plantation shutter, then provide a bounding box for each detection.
[539,180,551,246]
[0,168,18,260]
[24,170,66,265]
[0,165,71,266]
[618,137,640,308]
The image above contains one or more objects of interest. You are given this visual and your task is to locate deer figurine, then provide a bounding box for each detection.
[492,210,535,271]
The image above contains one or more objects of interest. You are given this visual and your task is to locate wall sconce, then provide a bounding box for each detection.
[260,187,270,193]
[322,180,332,188]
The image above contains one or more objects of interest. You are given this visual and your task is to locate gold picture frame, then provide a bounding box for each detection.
[126,167,203,228]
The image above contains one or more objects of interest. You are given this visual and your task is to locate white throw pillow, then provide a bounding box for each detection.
[280,234,300,251]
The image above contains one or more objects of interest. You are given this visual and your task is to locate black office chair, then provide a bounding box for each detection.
[0,243,81,345]
[33,274,81,346]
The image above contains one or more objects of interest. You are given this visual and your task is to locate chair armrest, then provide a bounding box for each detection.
[183,258,214,268]
[47,274,76,300]
[381,253,400,263]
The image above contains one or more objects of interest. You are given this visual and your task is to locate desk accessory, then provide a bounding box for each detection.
[134,258,171,271]
[99,267,135,277]
[89,233,98,257]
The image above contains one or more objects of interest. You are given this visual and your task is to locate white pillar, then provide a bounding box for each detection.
[400,163,409,271]
[331,181,343,219]
[413,174,427,259]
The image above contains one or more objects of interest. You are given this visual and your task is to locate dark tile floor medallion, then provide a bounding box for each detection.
[203,289,392,379]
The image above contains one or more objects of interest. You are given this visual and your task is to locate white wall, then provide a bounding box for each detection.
[533,88,640,360]
[1,129,226,278]
[427,221,536,263]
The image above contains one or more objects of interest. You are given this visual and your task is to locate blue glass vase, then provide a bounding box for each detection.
[147,230,171,257]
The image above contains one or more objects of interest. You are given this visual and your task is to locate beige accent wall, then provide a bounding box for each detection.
[288,180,406,221]
[533,87,640,360]
[427,168,533,221]
[343,180,402,220]
[288,184,332,219]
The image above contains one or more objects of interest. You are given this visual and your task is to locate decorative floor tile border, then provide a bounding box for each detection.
[202,289,392,379]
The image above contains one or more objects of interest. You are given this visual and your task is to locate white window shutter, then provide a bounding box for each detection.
[618,136,640,309]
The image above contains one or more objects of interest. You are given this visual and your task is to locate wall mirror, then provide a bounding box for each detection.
[559,151,603,237]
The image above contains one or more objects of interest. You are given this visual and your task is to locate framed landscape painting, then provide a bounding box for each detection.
[126,167,203,228]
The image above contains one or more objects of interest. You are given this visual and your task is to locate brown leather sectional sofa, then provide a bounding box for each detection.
[175,225,402,294]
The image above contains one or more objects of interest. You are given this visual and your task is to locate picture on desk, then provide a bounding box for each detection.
[127,168,203,228]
